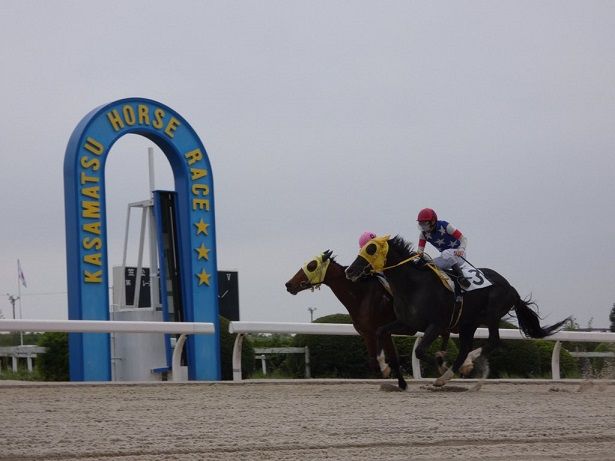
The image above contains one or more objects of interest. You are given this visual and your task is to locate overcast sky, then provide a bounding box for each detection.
[1,1,613,329]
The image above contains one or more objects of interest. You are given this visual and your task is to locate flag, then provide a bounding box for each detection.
[18,259,27,288]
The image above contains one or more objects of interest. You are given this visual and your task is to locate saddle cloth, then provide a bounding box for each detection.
[428,262,492,293]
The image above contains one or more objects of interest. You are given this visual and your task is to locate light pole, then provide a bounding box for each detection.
[6,294,19,320]
[307,307,317,322]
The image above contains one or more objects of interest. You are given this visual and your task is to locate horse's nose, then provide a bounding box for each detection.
[285,281,298,295]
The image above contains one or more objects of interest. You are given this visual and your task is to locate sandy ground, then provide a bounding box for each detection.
[1,379,614,461]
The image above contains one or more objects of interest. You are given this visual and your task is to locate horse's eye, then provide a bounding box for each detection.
[366,243,377,256]
[306,260,318,272]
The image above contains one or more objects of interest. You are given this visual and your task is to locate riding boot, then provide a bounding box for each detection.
[452,263,470,289]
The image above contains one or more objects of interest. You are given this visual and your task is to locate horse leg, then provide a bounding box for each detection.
[483,323,501,356]
[413,324,442,381]
[459,347,483,377]
[451,325,478,377]
[375,320,408,380]
[436,325,477,386]
[459,323,500,377]
[381,333,407,390]
[361,333,380,377]
[459,304,505,377]
[435,331,450,375]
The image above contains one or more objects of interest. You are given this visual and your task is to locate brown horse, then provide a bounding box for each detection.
[285,250,450,390]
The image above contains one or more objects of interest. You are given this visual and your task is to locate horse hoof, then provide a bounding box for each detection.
[380,383,404,392]
[399,380,408,391]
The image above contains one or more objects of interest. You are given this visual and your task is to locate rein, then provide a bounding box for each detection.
[381,254,422,272]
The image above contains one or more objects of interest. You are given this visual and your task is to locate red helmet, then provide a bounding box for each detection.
[417,208,437,223]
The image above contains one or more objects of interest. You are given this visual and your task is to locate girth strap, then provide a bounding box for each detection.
[449,297,463,330]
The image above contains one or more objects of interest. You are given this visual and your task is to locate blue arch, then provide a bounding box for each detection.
[64,97,220,381]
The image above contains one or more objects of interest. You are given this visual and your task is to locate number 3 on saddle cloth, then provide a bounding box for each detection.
[426,262,492,330]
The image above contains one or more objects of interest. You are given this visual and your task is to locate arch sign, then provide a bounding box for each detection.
[64,97,220,381]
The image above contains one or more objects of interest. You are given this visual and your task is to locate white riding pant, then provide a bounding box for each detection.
[432,249,465,270]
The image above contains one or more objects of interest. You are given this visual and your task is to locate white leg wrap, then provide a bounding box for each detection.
[468,347,483,361]
[377,350,391,378]
[459,347,482,376]
[434,368,454,387]
[435,351,449,375]
[460,361,474,377]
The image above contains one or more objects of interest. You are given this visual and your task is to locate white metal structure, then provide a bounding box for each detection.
[254,347,310,377]
[228,321,615,381]
[109,147,166,381]
[229,322,356,381]
[115,147,161,310]
[0,345,46,373]
[0,319,214,382]
[117,199,159,310]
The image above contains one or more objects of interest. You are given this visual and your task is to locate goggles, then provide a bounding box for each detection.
[418,221,433,232]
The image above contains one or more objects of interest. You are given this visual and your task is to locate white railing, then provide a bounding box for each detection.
[3,319,612,382]
[228,321,615,381]
[0,319,215,382]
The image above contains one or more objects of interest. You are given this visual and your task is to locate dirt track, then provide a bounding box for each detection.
[1,379,614,460]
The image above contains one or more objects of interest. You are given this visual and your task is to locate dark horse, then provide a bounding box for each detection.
[285,250,450,390]
[345,235,569,386]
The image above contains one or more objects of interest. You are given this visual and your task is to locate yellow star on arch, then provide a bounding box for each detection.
[196,268,211,286]
[195,243,210,260]
[195,218,209,236]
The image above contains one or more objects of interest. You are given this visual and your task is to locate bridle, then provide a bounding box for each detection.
[300,255,331,291]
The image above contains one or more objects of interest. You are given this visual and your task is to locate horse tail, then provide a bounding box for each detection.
[513,293,570,338]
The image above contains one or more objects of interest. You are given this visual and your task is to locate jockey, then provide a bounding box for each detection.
[357,231,391,293]
[358,231,377,248]
[416,208,470,289]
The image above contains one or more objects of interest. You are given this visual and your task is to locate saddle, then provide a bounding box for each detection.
[424,263,455,292]
[422,263,464,329]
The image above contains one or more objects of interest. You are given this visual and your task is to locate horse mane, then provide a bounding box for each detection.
[389,235,417,257]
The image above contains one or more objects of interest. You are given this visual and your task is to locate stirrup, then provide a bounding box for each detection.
[458,277,470,289]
